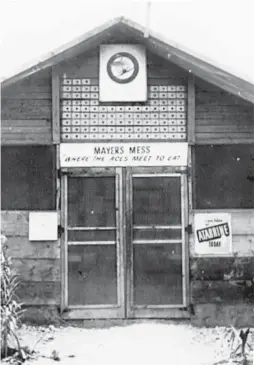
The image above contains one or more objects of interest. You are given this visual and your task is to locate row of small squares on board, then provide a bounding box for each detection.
[61,133,186,140]
[61,91,186,100]
[61,102,186,111]
[60,80,187,100]
[61,77,186,90]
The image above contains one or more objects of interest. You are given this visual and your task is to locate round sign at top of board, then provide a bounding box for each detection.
[106,52,139,84]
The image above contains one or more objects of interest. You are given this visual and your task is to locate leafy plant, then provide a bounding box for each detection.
[1,234,26,360]
[222,326,252,364]
[51,350,61,361]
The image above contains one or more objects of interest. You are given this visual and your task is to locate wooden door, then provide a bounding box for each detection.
[126,168,188,318]
[61,168,125,319]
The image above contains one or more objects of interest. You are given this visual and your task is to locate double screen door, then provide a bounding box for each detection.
[61,167,188,319]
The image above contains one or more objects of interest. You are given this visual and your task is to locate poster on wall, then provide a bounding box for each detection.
[194,213,232,255]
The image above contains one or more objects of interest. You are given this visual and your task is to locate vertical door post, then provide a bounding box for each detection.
[115,168,125,316]
[60,175,68,312]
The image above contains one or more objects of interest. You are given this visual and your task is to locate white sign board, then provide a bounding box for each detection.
[99,44,147,102]
[29,212,58,241]
[194,213,232,255]
[60,142,188,168]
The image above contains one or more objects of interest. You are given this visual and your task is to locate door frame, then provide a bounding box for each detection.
[60,166,190,319]
[60,167,125,319]
[125,167,190,319]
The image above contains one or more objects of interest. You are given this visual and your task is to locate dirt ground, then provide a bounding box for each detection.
[3,323,254,365]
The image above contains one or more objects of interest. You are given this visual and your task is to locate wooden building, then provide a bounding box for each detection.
[1,17,254,326]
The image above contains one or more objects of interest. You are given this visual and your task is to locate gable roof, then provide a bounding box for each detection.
[1,16,254,104]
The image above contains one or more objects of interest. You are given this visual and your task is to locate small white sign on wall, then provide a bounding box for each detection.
[194,213,232,255]
[29,212,58,241]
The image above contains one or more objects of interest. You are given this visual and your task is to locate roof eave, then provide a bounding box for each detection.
[120,18,254,104]
[1,17,123,88]
[1,16,254,104]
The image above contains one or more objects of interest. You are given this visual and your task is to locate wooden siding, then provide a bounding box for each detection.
[2,17,253,104]
[2,45,253,146]
[16,281,61,306]
[191,257,254,281]
[192,280,254,303]
[195,79,254,144]
[191,303,254,327]
[58,49,188,82]
[1,211,60,305]
[1,69,52,145]
[189,210,254,306]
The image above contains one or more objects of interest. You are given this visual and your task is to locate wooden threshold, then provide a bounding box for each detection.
[62,308,124,320]
[62,307,190,320]
[128,309,190,319]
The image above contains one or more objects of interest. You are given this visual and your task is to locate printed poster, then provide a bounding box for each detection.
[194,213,232,255]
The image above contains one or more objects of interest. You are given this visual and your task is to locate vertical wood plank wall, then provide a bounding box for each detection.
[189,211,254,326]
[52,68,60,144]
[189,211,254,299]
[1,211,60,305]
[1,69,57,307]
[1,45,254,324]
[0,49,187,310]
[1,69,52,145]
[195,78,254,144]
[190,78,254,326]
[187,74,195,144]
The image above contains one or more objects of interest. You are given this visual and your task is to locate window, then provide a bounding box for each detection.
[1,146,55,210]
[194,145,254,209]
